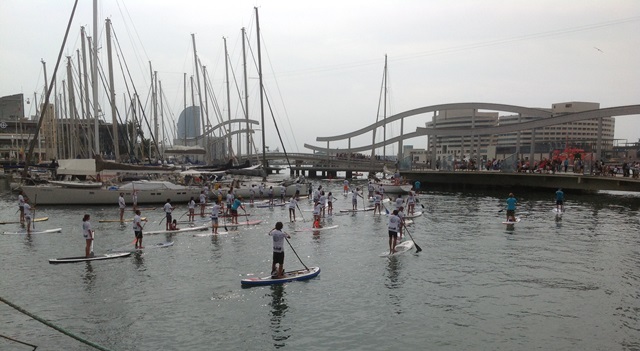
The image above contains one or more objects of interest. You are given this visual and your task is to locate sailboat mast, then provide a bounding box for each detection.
[81,27,92,154]
[223,37,233,162]
[383,54,387,161]
[255,7,267,169]
[106,19,119,161]
[92,0,100,156]
[241,27,250,157]
[183,73,187,147]
[191,34,206,161]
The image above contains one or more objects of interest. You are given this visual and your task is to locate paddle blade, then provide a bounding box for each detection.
[414,242,422,252]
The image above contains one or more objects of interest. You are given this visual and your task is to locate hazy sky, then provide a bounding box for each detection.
[1,0,639,156]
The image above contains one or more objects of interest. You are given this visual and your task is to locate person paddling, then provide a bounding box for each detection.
[555,188,565,213]
[506,193,517,222]
[82,214,94,258]
[133,209,147,249]
[163,199,174,231]
[388,210,401,254]
[18,191,25,223]
[210,199,221,233]
[269,222,291,278]
[23,198,33,234]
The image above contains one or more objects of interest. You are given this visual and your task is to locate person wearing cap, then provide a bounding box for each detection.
[555,188,565,212]
[506,193,517,222]
[231,195,244,224]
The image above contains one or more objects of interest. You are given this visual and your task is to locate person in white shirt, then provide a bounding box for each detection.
[387,210,401,254]
[351,189,359,210]
[406,192,416,215]
[280,185,286,203]
[23,199,33,234]
[18,191,25,223]
[188,197,196,222]
[395,195,404,211]
[343,179,350,195]
[163,199,174,231]
[133,210,147,249]
[210,199,221,233]
[199,191,207,216]
[373,192,382,215]
[118,193,126,222]
[288,196,298,222]
[269,222,291,278]
[82,214,94,257]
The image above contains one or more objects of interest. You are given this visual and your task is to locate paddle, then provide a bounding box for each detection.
[295,203,306,222]
[32,194,37,230]
[402,223,422,252]
[285,236,309,271]
[381,202,390,215]
[90,230,95,257]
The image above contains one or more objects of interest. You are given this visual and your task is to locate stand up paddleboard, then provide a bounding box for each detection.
[502,217,521,225]
[241,266,321,286]
[193,232,229,237]
[132,241,174,251]
[294,225,339,233]
[98,217,147,223]
[380,240,414,257]
[256,202,287,208]
[49,252,131,264]
[552,208,564,215]
[3,228,62,235]
[224,220,263,227]
[339,207,375,213]
[0,217,49,225]
[144,225,208,235]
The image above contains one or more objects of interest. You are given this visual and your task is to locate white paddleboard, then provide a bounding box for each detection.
[193,232,229,237]
[380,240,414,257]
[49,252,131,264]
[144,225,208,235]
[339,207,375,213]
[294,225,339,233]
[2,228,63,235]
[502,217,521,225]
[552,208,564,214]
[404,211,423,218]
[132,241,174,251]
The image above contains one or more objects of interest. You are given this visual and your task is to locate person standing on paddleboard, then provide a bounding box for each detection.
[288,195,298,222]
[210,199,221,233]
[163,199,174,231]
[118,193,126,223]
[351,188,359,210]
[187,197,196,222]
[406,191,416,215]
[388,210,401,254]
[18,191,26,223]
[506,193,517,222]
[269,222,290,278]
[343,179,349,195]
[231,196,244,224]
[23,198,33,234]
[373,191,382,215]
[133,210,147,249]
[82,214,94,258]
[327,192,335,215]
[555,188,565,213]
[199,191,207,217]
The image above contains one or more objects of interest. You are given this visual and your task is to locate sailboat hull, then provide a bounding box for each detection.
[22,182,202,205]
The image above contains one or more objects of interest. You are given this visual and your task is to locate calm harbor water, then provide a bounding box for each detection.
[1,182,639,351]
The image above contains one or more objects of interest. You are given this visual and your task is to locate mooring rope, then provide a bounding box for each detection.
[0,296,116,351]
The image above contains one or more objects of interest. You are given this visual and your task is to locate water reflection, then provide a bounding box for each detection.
[385,257,403,314]
[268,284,290,348]
[132,251,145,269]
[83,262,95,292]
[555,214,562,228]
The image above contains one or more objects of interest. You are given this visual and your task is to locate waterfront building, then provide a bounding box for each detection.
[426,101,615,162]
